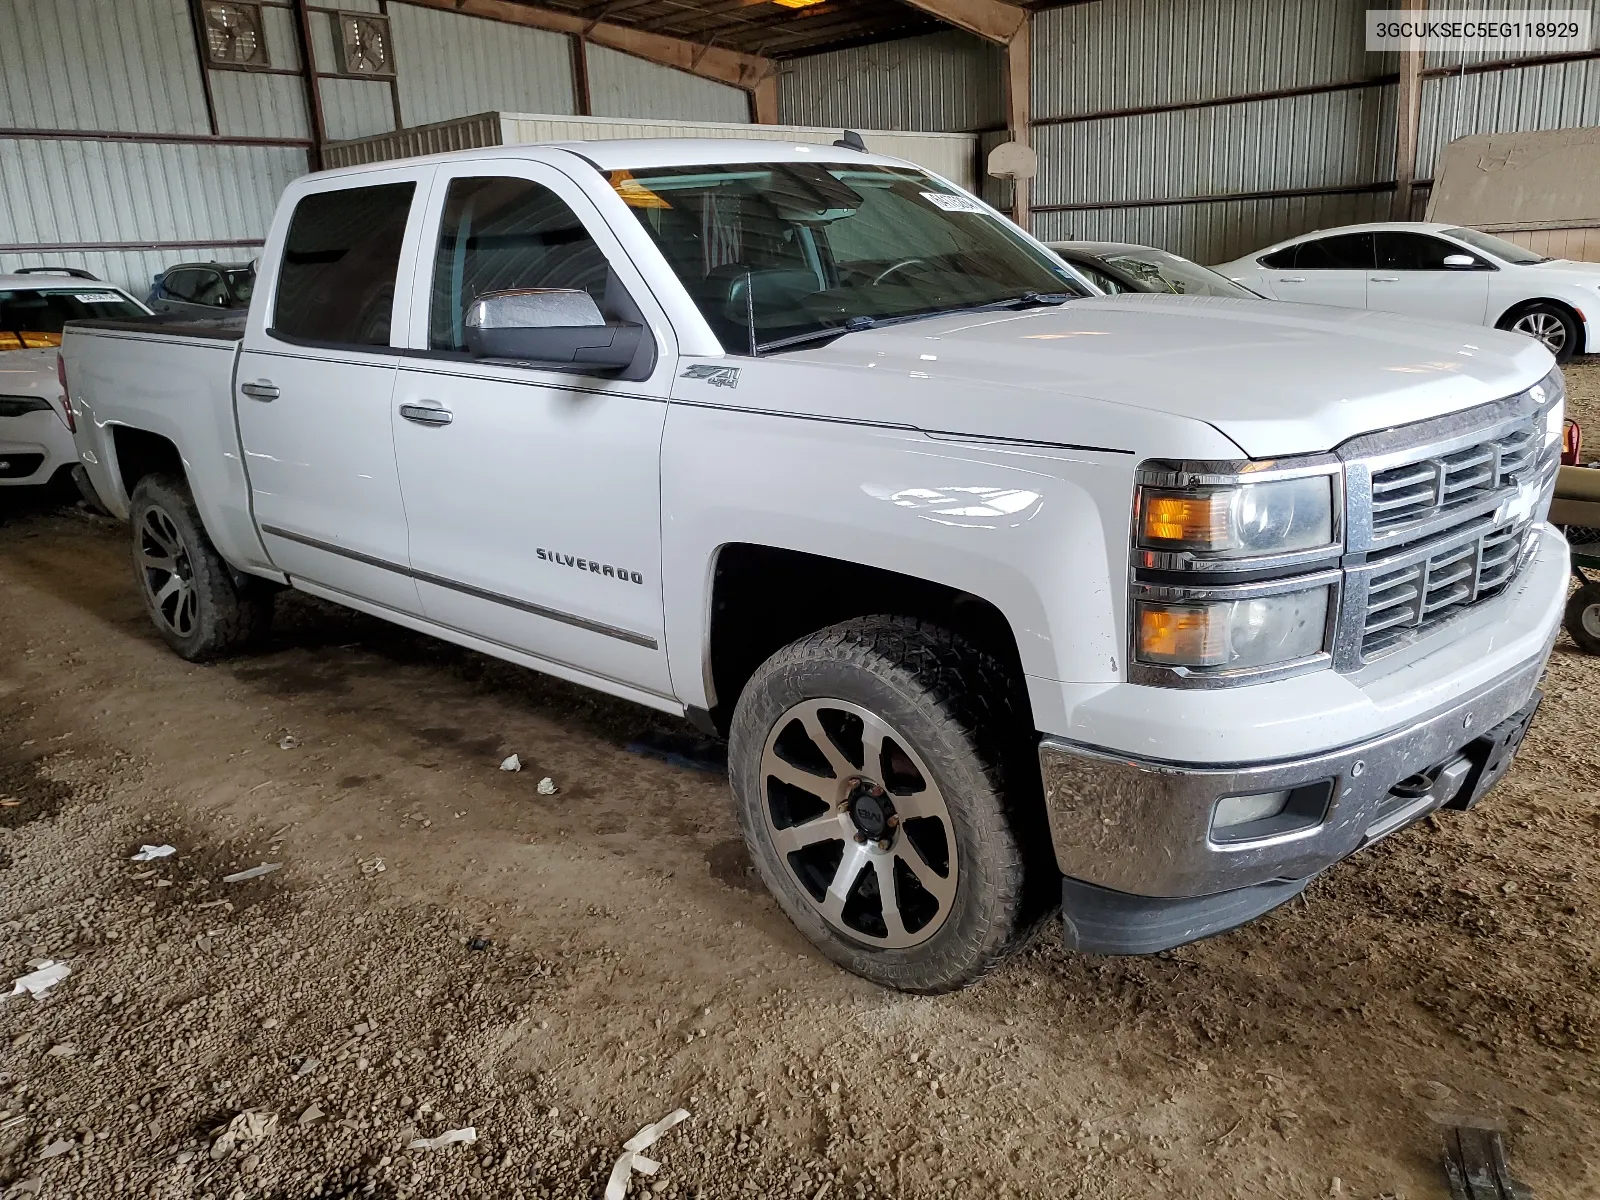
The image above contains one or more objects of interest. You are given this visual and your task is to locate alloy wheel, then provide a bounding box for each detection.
[759,698,958,949]
[139,506,198,638]
[1510,310,1567,354]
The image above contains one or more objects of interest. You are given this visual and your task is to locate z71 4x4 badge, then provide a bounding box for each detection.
[680,363,740,389]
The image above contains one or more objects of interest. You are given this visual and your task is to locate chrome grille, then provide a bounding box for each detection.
[1369,416,1543,531]
[1359,520,1530,659]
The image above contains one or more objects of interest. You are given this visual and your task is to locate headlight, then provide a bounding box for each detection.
[1138,475,1334,558]
[1136,585,1331,670]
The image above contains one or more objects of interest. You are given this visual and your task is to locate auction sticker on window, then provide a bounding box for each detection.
[921,192,987,214]
[72,293,125,303]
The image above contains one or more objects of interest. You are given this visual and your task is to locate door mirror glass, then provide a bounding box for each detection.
[464,288,644,371]
[1442,253,1477,268]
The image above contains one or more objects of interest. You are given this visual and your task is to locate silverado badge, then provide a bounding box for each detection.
[680,364,740,389]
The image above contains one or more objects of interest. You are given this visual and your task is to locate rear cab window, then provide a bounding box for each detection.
[271,182,416,348]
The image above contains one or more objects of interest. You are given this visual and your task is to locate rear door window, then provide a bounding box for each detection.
[273,182,416,348]
[1294,232,1374,270]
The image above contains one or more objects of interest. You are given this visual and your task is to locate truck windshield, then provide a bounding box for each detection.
[0,288,146,350]
[614,162,1085,354]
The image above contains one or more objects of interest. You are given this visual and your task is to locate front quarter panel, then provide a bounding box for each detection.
[660,358,1242,722]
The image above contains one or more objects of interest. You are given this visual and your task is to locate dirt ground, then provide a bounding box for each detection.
[1,362,1598,1200]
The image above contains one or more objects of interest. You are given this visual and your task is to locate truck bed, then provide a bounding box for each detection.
[68,312,245,341]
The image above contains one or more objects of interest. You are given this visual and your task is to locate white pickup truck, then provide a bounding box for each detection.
[61,139,1568,993]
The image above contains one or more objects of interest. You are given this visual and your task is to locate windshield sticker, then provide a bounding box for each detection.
[920,191,987,214]
[609,170,671,210]
[72,293,124,303]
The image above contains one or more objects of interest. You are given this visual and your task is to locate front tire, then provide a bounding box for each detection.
[130,473,273,661]
[1500,302,1581,363]
[728,616,1052,993]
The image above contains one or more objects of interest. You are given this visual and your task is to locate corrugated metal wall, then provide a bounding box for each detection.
[587,45,750,123]
[1035,0,1392,116]
[0,0,770,294]
[388,2,575,128]
[1030,0,1400,264]
[0,0,308,293]
[1417,58,1600,191]
[0,0,212,133]
[779,30,1003,133]
[210,5,311,140]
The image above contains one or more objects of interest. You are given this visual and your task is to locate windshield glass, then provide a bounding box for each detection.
[1099,249,1257,298]
[1443,227,1549,265]
[224,268,255,304]
[616,162,1085,352]
[0,288,146,349]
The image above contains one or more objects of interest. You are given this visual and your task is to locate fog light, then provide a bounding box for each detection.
[1212,790,1291,830]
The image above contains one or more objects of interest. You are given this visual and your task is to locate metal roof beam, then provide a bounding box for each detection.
[893,0,1025,45]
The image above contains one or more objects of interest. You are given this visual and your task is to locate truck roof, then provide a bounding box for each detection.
[312,137,915,180]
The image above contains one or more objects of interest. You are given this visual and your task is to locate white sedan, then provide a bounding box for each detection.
[1,273,150,491]
[1214,222,1597,362]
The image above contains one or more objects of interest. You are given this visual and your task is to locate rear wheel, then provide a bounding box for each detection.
[728,615,1053,993]
[1500,302,1581,363]
[130,473,272,661]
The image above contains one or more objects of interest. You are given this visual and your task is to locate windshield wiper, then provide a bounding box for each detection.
[754,314,877,356]
[750,293,1073,356]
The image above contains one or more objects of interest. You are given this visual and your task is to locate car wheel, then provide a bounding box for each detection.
[728,615,1054,993]
[1565,581,1600,655]
[1501,302,1580,363]
[130,473,273,661]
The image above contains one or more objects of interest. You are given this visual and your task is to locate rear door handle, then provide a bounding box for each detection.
[240,380,279,401]
[1370,276,1399,283]
[399,402,453,427]
[1277,276,1306,283]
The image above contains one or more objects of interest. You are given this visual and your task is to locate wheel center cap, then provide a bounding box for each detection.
[848,783,893,841]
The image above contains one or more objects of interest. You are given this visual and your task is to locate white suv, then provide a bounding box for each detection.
[0,273,148,490]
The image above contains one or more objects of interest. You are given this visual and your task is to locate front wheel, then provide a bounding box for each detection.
[728,616,1052,993]
[1501,302,1581,363]
[130,473,273,661]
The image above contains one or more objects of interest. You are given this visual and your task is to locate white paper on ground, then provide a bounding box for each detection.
[604,1109,690,1200]
[499,754,521,772]
[131,844,176,861]
[407,1127,477,1151]
[222,863,281,883]
[3,959,71,1003]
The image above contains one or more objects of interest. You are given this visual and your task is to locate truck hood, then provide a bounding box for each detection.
[785,294,1554,458]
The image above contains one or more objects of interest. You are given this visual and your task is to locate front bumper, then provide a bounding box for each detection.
[1041,651,1547,901]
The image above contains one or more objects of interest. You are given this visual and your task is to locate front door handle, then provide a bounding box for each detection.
[399,403,453,427]
[1370,276,1399,283]
[240,380,279,401]
[1277,276,1306,283]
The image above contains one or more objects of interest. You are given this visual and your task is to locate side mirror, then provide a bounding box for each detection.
[1442,253,1478,269]
[464,288,645,372]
